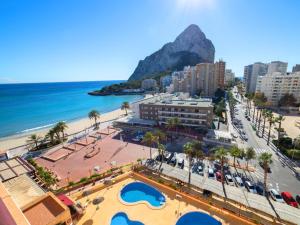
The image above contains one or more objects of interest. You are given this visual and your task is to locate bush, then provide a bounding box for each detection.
[80,177,88,183]
[287,149,300,160]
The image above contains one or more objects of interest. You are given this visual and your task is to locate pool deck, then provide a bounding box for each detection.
[72,176,245,225]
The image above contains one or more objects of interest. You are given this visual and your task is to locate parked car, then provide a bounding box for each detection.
[216,171,222,182]
[296,195,300,205]
[225,174,235,186]
[208,168,215,179]
[132,134,143,142]
[177,158,184,169]
[255,183,265,196]
[167,152,174,163]
[169,155,177,166]
[245,181,257,194]
[233,175,244,187]
[196,165,204,176]
[269,189,284,203]
[281,192,298,208]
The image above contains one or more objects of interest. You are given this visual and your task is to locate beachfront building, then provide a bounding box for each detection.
[167,60,225,97]
[138,95,214,128]
[141,78,157,91]
[256,71,300,106]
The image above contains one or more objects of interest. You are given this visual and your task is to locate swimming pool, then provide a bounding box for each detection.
[110,212,144,225]
[176,211,222,225]
[120,182,166,208]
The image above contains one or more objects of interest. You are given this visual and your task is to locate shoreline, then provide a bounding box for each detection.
[0,108,126,152]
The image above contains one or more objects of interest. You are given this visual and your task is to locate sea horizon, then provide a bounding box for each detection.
[0,80,143,138]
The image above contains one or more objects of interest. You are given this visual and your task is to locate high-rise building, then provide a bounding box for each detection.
[168,60,225,97]
[224,69,235,86]
[292,64,300,72]
[267,61,288,74]
[243,62,268,93]
[256,71,300,106]
[160,75,172,91]
[214,60,226,90]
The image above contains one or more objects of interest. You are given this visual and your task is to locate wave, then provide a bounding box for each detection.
[18,123,58,133]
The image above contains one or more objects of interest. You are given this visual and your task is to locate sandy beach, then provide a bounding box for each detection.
[0,108,127,152]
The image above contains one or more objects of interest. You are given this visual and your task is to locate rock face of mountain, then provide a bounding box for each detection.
[128,24,215,81]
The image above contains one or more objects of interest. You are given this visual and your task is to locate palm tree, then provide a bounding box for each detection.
[154,129,166,144]
[261,109,269,138]
[245,147,256,170]
[46,128,56,144]
[157,143,166,171]
[214,146,228,184]
[142,132,158,159]
[183,142,195,185]
[258,153,273,196]
[172,117,180,133]
[52,125,61,141]
[267,112,275,145]
[166,118,175,131]
[230,145,241,168]
[88,110,100,129]
[121,101,130,115]
[27,134,42,150]
[56,121,68,140]
[275,114,285,141]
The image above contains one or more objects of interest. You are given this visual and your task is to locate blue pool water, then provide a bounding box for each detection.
[110,212,144,225]
[176,211,222,225]
[0,81,142,137]
[120,182,166,207]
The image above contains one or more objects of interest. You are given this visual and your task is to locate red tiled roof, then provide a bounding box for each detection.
[57,194,73,206]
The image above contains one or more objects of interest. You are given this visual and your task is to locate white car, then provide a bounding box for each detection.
[245,181,257,194]
[269,189,284,203]
[208,168,215,179]
[225,175,235,186]
[234,176,244,187]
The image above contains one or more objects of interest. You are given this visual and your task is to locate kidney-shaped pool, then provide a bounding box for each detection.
[120,182,166,208]
[176,211,222,225]
[111,212,144,225]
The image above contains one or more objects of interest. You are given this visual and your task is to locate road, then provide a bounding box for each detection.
[230,90,300,196]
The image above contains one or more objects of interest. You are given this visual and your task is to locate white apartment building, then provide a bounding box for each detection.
[141,79,157,90]
[256,71,300,106]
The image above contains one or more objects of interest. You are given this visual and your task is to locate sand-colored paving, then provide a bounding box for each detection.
[73,178,234,225]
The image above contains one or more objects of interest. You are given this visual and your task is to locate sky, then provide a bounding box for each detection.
[0,0,299,83]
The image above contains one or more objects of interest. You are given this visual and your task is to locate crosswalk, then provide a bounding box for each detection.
[253,148,278,161]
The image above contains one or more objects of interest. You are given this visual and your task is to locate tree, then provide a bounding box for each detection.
[45,128,56,144]
[183,142,195,185]
[142,132,158,159]
[172,117,180,133]
[166,118,175,130]
[88,110,101,129]
[245,147,256,170]
[157,143,166,171]
[258,153,273,196]
[27,134,42,150]
[261,109,268,138]
[121,101,130,115]
[183,141,204,185]
[55,121,68,140]
[275,114,285,141]
[230,145,241,168]
[278,93,297,107]
[267,112,275,145]
[154,129,166,144]
[214,146,228,184]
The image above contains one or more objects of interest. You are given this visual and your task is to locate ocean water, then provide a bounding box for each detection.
[0,81,142,138]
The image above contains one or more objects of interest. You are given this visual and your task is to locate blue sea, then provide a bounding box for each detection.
[0,81,142,138]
